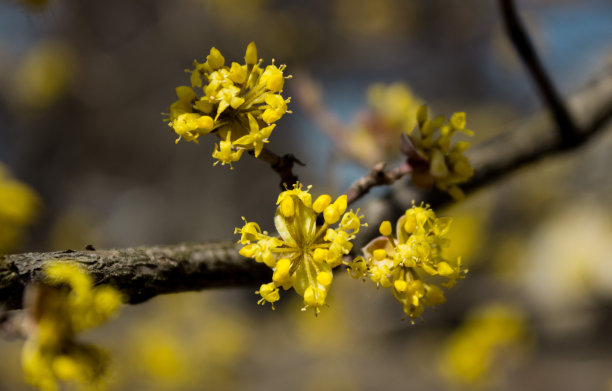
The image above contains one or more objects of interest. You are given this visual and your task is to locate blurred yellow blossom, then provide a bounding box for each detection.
[22,261,122,391]
[440,303,529,388]
[118,291,251,391]
[349,83,423,166]
[235,183,364,314]
[0,163,40,253]
[403,105,474,199]
[11,40,77,110]
[164,42,291,168]
[347,203,465,321]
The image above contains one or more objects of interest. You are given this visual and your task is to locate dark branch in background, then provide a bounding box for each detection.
[499,0,580,146]
[359,63,612,244]
[0,243,270,311]
[250,147,304,189]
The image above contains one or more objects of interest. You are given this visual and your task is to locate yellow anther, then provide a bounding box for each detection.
[272,258,292,285]
[373,249,387,261]
[317,271,333,286]
[403,215,417,234]
[313,194,331,213]
[280,196,295,218]
[323,205,340,225]
[196,116,214,132]
[275,258,291,275]
[394,280,408,292]
[313,248,329,263]
[333,195,348,215]
[379,221,392,236]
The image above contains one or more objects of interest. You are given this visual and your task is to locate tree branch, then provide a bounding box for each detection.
[1,64,612,312]
[345,161,412,206]
[0,242,270,310]
[251,147,304,189]
[358,63,612,242]
[499,0,580,146]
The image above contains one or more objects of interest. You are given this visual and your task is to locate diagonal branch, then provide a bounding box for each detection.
[252,147,304,189]
[499,0,580,146]
[345,161,412,206]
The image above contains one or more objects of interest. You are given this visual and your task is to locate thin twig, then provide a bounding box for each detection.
[499,0,580,146]
[345,161,412,206]
[250,147,304,189]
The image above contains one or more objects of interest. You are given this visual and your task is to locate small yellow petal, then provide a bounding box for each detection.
[176,86,197,103]
[207,47,225,70]
[437,261,454,276]
[245,42,258,66]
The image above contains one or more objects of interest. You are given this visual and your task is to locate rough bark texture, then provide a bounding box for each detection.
[1,65,612,311]
[0,242,270,310]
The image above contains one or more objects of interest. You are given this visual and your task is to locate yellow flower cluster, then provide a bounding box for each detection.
[348,203,464,321]
[22,261,123,391]
[165,42,291,168]
[235,183,363,314]
[348,82,423,166]
[0,163,39,253]
[367,82,422,135]
[440,303,527,387]
[405,105,474,199]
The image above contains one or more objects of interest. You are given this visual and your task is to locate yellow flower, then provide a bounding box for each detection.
[405,105,474,199]
[164,42,291,168]
[348,203,465,321]
[212,131,244,169]
[233,114,276,157]
[0,163,40,253]
[22,261,122,391]
[439,303,528,387]
[235,183,364,314]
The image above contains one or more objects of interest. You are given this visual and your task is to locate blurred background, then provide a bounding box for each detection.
[1,0,612,390]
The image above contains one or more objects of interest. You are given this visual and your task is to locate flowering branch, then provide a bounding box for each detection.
[359,63,612,240]
[250,147,303,189]
[1,57,612,313]
[0,242,270,311]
